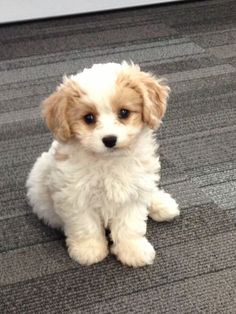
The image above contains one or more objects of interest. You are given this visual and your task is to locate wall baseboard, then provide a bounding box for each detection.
[0,0,181,24]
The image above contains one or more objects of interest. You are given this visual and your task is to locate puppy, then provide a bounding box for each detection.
[26,62,179,267]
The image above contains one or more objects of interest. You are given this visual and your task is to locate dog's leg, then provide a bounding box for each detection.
[148,189,180,222]
[110,204,155,267]
[65,212,108,266]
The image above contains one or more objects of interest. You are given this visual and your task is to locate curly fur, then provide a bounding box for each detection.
[26,62,179,267]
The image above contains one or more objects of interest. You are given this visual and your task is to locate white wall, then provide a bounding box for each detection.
[0,0,181,24]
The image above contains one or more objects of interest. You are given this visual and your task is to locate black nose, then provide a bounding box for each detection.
[102,136,117,148]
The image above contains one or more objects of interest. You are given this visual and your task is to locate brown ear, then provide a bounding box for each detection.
[141,74,170,129]
[118,63,170,129]
[42,89,72,142]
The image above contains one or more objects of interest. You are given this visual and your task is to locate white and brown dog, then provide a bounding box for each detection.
[26,62,179,267]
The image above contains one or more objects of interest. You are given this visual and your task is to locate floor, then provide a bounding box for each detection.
[0,0,236,313]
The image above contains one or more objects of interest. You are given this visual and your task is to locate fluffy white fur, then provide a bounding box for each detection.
[26,62,179,267]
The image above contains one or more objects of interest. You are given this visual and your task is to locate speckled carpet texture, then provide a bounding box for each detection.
[0,0,236,313]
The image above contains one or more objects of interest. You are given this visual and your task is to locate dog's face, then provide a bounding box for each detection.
[42,62,170,154]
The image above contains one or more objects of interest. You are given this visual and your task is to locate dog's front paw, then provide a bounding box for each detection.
[67,237,108,265]
[149,190,180,222]
[111,237,155,267]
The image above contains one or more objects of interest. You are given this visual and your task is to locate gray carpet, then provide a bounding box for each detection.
[1,0,236,313]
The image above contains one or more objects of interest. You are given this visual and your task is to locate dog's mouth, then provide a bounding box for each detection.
[102,147,120,155]
[99,145,129,158]
[106,146,118,152]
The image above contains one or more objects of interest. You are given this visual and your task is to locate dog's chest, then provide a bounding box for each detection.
[58,156,157,208]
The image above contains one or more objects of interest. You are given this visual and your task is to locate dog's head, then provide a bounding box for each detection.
[42,62,170,154]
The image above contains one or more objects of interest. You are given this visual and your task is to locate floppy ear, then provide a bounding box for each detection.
[42,88,72,142]
[42,77,84,142]
[141,73,170,129]
[119,62,170,129]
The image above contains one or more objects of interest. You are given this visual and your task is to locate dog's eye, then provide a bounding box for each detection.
[118,109,130,119]
[84,114,96,124]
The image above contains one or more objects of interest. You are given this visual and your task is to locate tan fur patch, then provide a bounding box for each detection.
[54,151,69,161]
[68,99,98,135]
[141,75,170,127]
[42,90,72,142]
[115,64,170,129]
[42,78,97,141]
[111,83,143,128]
